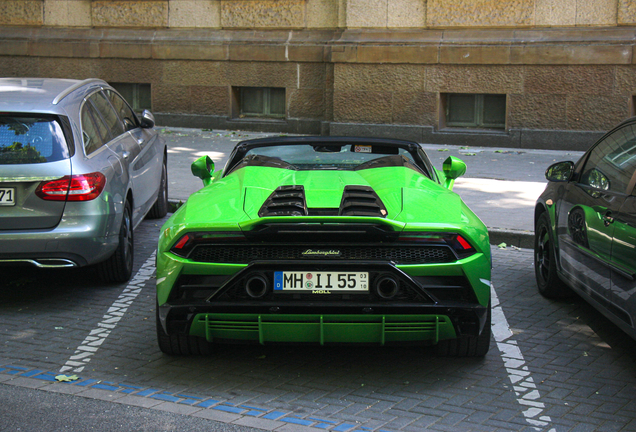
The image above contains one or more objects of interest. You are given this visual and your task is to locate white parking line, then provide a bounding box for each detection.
[491,284,555,431]
[59,252,156,374]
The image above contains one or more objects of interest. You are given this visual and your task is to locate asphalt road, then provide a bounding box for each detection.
[1,215,636,432]
[0,384,261,432]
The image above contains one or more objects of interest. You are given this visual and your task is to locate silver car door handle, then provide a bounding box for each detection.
[122,151,130,160]
[137,138,144,145]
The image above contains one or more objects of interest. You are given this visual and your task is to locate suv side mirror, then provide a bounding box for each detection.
[140,110,156,129]
[545,161,574,182]
[191,155,215,187]
[442,156,467,190]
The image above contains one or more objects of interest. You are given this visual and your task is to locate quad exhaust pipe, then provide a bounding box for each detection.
[245,273,269,299]
[374,275,399,299]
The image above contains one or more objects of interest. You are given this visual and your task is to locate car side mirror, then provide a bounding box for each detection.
[140,110,156,129]
[442,156,467,190]
[191,155,215,187]
[545,161,574,182]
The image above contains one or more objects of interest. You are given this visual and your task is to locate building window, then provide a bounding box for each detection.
[110,83,152,113]
[444,93,506,129]
[237,87,285,118]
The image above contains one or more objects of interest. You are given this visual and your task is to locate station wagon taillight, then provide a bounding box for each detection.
[36,173,106,201]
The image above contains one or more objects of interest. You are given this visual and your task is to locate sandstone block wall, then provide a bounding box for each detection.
[1,2,636,149]
[0,0,633,29]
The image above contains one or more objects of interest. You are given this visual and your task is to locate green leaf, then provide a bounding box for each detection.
[55,374,79,382]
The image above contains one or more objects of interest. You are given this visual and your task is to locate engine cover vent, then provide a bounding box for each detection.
[339,185,387,218]
[259,185,308,217]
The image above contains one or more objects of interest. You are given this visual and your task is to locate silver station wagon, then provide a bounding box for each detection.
[0,78,167,282]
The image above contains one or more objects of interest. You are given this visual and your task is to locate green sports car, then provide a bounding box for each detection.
[156,137,491,356]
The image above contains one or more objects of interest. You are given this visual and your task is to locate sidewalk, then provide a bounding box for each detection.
[160,127,585,248]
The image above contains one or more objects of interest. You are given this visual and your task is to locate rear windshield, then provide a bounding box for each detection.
[239,144,418,170]
[0,116,69,165]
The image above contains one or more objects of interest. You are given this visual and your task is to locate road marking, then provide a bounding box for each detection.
[491,284,555,431]
[59,252,156,374]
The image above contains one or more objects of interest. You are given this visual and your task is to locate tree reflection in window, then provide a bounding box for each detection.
[0,116,65,164]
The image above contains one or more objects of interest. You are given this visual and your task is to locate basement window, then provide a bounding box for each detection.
[110,83,152,113]
[236,87,285,119]
[444,93,506,130]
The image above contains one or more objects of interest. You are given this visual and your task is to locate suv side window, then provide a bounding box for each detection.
[88,91,125,140]
[81,103,107,155]
[581,123,636,194]
[105,89,139,131]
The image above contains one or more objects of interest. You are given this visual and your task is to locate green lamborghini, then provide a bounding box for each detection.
[156,136,491,356]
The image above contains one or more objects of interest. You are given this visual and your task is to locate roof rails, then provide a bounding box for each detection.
[52,78,104,105]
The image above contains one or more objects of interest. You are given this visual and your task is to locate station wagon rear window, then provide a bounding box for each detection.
[0,115,69,164]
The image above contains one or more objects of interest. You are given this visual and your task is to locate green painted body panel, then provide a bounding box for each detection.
[190,313,457,345]
[159,164,490,255]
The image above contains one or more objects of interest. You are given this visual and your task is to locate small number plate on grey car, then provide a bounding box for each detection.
[0,187,15,206]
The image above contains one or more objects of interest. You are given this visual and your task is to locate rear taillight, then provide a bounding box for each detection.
[170,232,246,258]
[398,232,477,258]
[36,173,106,201]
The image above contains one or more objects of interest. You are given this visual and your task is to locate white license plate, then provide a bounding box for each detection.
[0,187,15,206]
[274,271,368,293]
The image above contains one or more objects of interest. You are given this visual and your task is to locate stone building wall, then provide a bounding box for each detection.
[0,0,635,149]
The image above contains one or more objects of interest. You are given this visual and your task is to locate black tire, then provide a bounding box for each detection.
[156,308,211,355]
[97,200,134,283]
[534,212,571,299]
[147,158,168,219]
[436,306,491,357]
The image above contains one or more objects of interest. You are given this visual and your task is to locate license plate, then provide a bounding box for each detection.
[0,187,15,206]
[274,271,368,293]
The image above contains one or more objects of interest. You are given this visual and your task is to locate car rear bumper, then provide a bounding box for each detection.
[158,302,489,345]
[0,212,119,267]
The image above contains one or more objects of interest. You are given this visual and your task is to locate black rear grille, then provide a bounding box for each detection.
[187,244,454,264]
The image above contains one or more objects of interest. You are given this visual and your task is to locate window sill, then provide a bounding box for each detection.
[437,127,508,135]
[228,118,287,124]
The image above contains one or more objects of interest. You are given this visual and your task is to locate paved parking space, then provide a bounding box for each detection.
[1,218,636,432]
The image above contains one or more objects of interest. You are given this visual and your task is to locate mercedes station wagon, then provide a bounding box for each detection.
[0,78,167,282]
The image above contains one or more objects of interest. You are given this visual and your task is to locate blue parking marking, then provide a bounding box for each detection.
[196,399,220,408]
[0,365,397,432]
[93,383,120,391]
[333,424,356,431]
[76,379,99,387]
[135,388,160,397]
[151,393,181,403]
[280,417,314,426]
[262,410,287,420]
[213,405,244,414]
